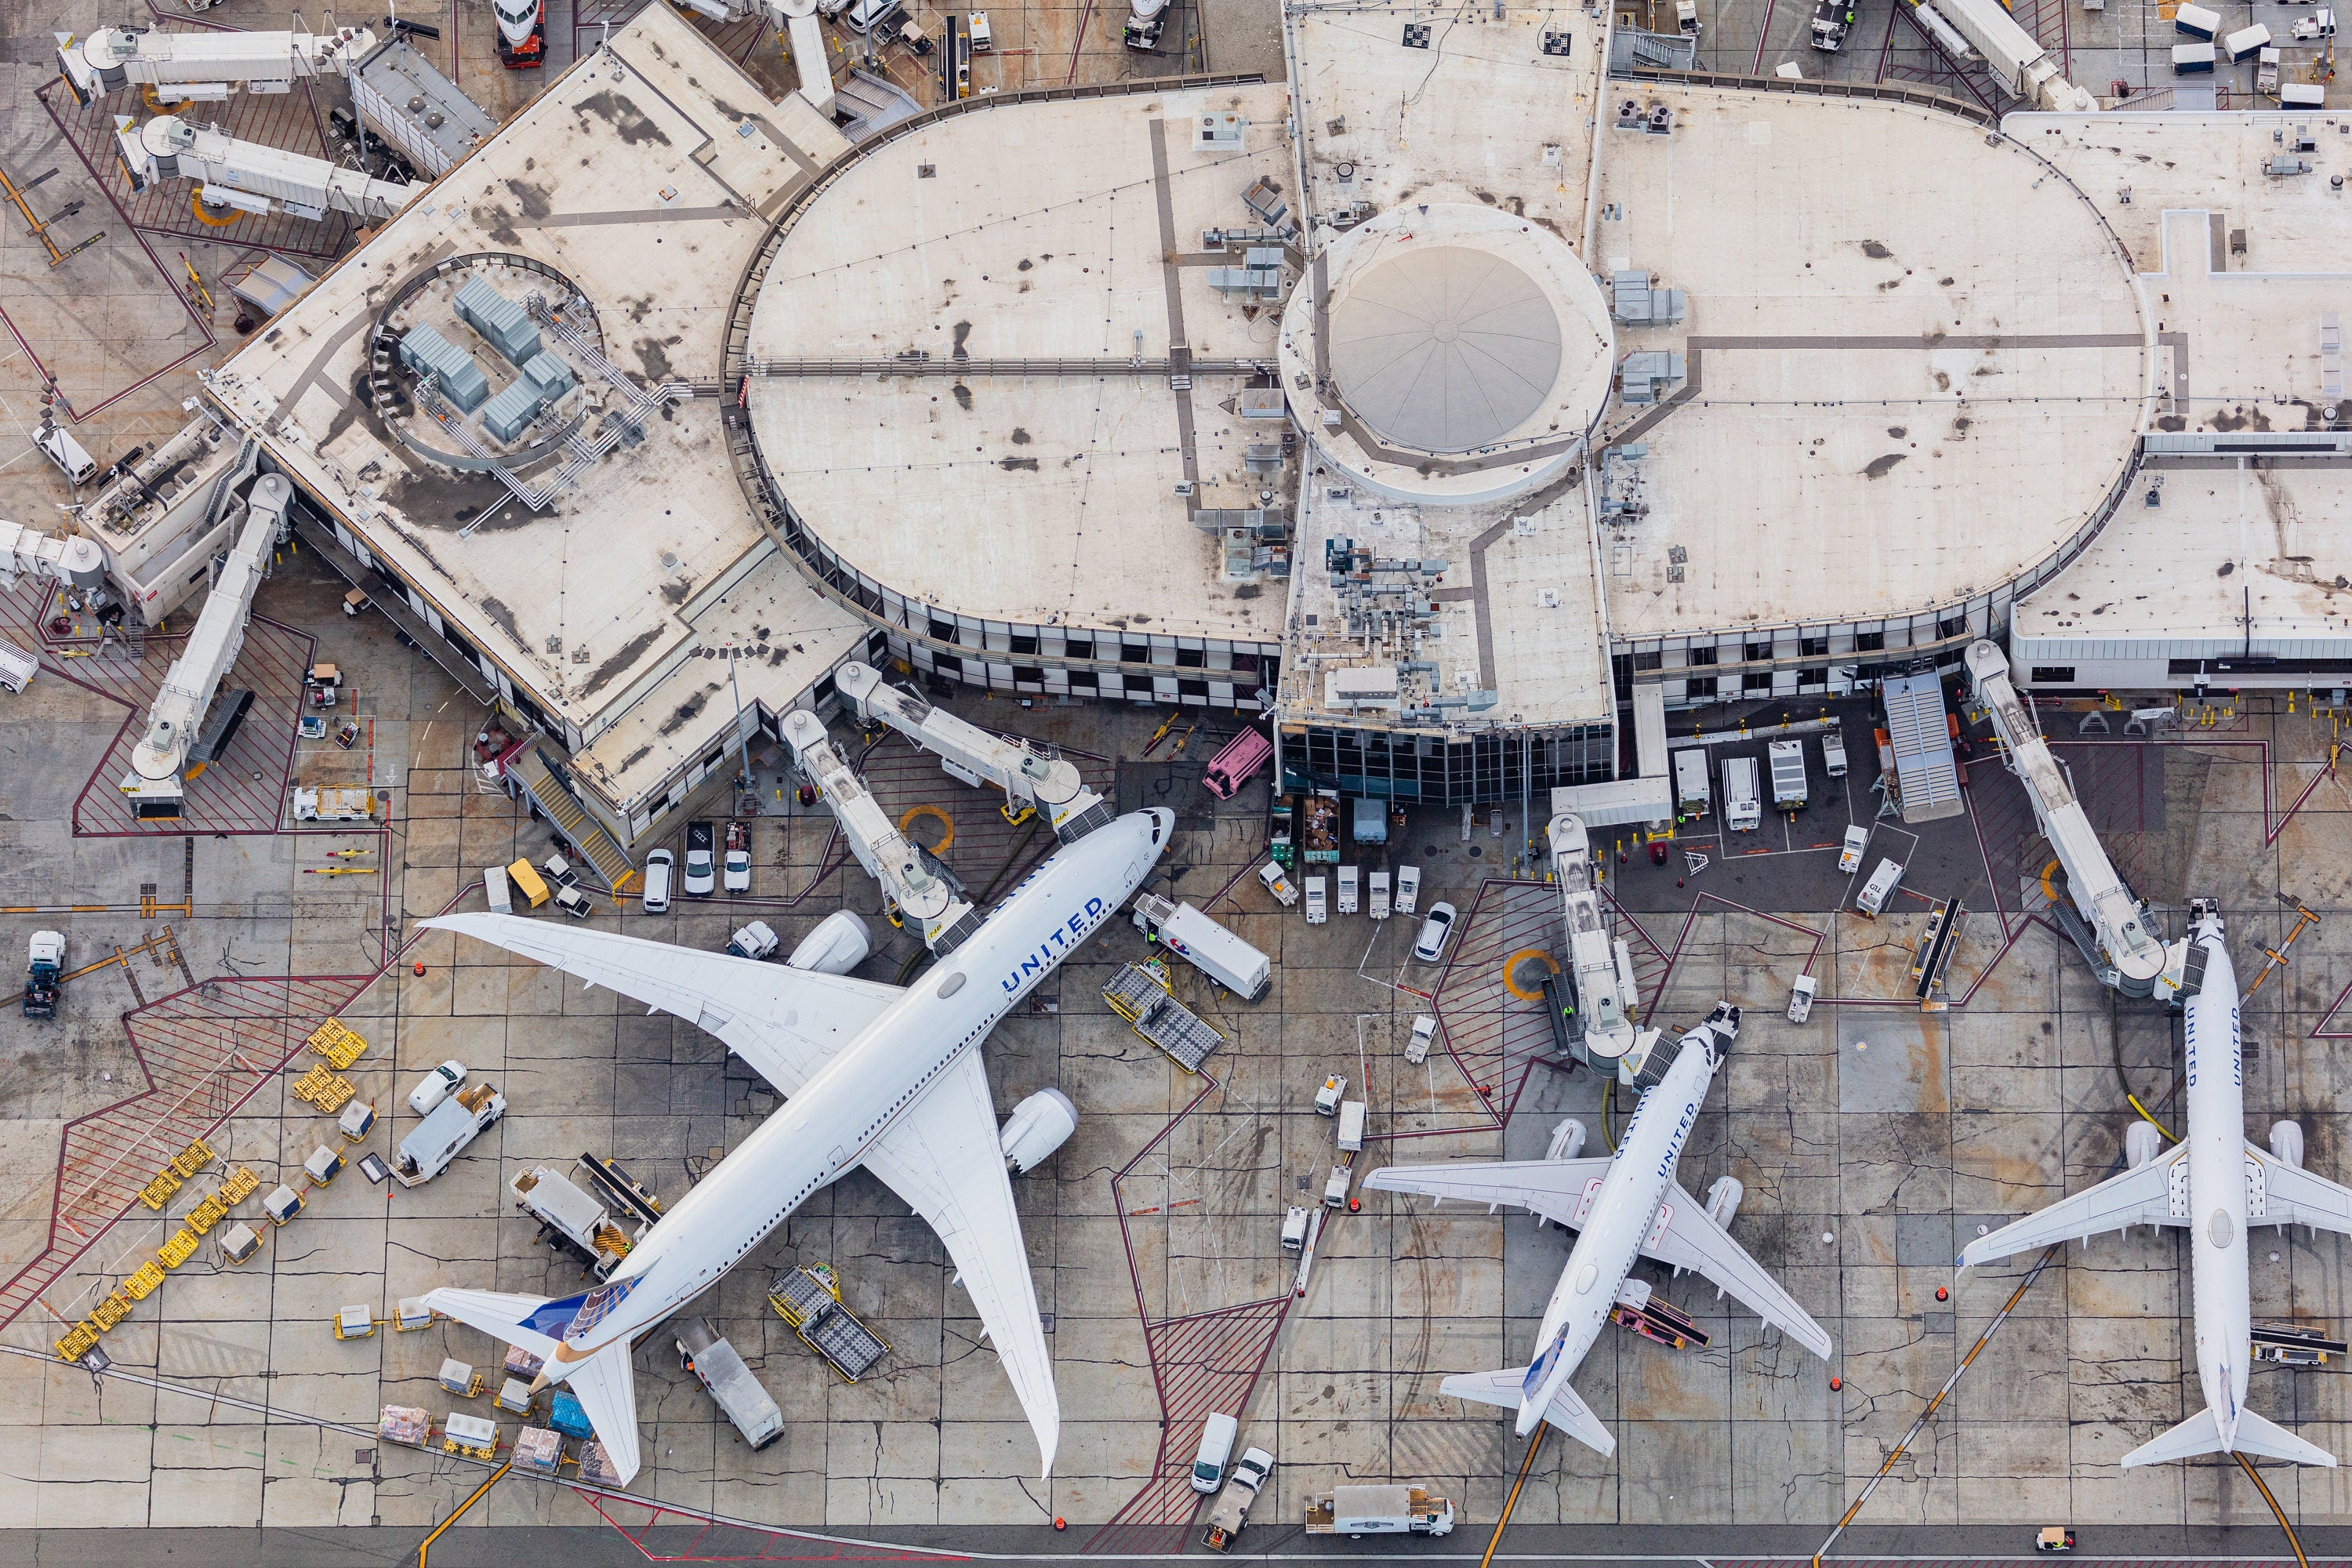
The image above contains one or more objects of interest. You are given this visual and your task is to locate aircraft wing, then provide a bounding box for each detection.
[1639,1183,1835,1360]
[422,913,901,1096]
[1959,1143,2187,1270]
[2249,1142,2352,1236]
[859,1047,1059,1476]
[1362,1156,1618,1229]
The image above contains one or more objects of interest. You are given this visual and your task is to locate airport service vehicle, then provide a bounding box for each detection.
[1337,864,1359,915]
[513,1164,639,1279]
[1406,1014,1436,1065]
[544,853,579,891]
[1202,1446,1275,1550]
[1368,871,1391,920]
[677,1318,784,1449]
[1257,861,1298,906]
[1393,864,1420,915]
[408,1060,466,1115]
[396,1082,503,1185]
[1672,749,1710,817]
[1856,857,1905,916]
[1306,1484,1455,1537]
[1323,1164,1352,1207]
[1722,757,1762,832]
[1788,974,1817,1023]
[493,0,544,67]
[1202,729,1272,799]
[507,858,550,909]
[1280,1207,1312,1251]
[724,822,751,893]
[1304,876,1327,924]
[1336,1101,1367,1153]
[684,822,716,897]
[1962,903,2352,1467]
[1767,740,1808,812]
[292,786,374,822]
[1837,825,1868,876]
[0,637,36,694]
[968,9,993,49]
[1811,0,1856,49]
[1366,1004,1831,1457]
[1822,728,1850,778]
[641,849,673,912]
[24,931,64,1019]
[417,806,1176,1485]
[1131,893,1271,1000]
[728,920,780,960]
[554,884,593,920]
[1413,902,1458,963]
[1314,1073,1347,1116]
[1191,1411,1239,1492]
[2037,1527,2077,1553]
[485,864,514,914]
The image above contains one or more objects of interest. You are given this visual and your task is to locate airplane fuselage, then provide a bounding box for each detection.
[2181,927,2250,1443]
[550,808,1170,1363]
[1520,1038,1714,1435]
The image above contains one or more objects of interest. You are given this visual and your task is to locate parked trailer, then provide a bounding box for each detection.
[1672,748,1710,816]
[677,1317,784,1449]
[1767,739,1808,812]
[1306,1484,1456,1537]
[768,1263,891,1381]
[1722,756,1762,832]
[2173,41,2216,71]
[2175,2,2220,35]
[1103,962,1225,1072]
[2224,21,2271,57]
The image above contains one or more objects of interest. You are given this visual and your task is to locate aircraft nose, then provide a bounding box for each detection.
[1146,808,1174,845]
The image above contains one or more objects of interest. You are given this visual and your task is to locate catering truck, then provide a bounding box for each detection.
[1131,893,1271,1000]
[394,1081,503,1185]
[1305,1484,1456,1537]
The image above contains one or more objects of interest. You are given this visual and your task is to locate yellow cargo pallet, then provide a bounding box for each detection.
[306,1018,368,1071]
[291,1062,358,1112]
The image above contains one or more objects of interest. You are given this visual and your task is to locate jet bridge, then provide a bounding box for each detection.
[1965,641,2189,1000]
[834,662,1113,843]
[779,709,983,954]
[1546,812,1657,1072]
[118,473,293,818]
[59,24,376,106]
[114,114,418,223]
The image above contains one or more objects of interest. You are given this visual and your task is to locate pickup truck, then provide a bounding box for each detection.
[1202,1446,1275,1551]
[394,1081,503,1185]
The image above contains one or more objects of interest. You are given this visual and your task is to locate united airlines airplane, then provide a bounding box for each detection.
[1366,1005,1832,1455]
[416,806,1174,1483]
[1962,901,2349,1467]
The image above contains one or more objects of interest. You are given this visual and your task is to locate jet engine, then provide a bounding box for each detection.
[2125,1120,2165,1169]
[1544,1118,1588,1163]
[786,910,871,975]
[999,1088,1078,1175]
[1704,1174,1744,1229]
[2270,1120,2305,1169]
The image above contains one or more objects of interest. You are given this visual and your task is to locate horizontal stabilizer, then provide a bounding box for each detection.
[2228,1409,2339,1468]
[420,1287,560,1363]
[2121,1406,2338,1468]
[1439,1367,1616,1457]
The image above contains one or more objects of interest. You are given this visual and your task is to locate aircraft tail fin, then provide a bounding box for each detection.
[2230,1409,2339,1468]
[420,1285,644,1483]
[2122,1406,2338,1468]
[420,1287,562,1362]
[560,1337,644,1483]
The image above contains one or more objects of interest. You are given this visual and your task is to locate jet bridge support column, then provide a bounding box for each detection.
[835,662,1112,843]
[780,709,982,954]
[1965,641,2188,999]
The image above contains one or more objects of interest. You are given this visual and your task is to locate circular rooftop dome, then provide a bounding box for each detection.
[1327,247,1563,454]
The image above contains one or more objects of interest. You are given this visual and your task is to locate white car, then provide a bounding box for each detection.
[723,823,751,893]
[684,821,717,898]
[408,1060,467,1116]
[1313,1073,1347,1116]
[1412,902,1459,963]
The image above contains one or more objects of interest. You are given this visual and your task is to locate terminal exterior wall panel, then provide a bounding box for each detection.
[1276,720,1616,804]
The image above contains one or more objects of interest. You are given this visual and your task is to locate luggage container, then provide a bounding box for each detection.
[1337,864,1359,915]
[379,1405,431,1447]
[495,1377,535,1414]
[439,1358,482,1397]
[549,1392,595,1439]
[263,1184,303,1224]
[336,1098,376,1141]
[443,1414,497,1459]
[577,1439,627,1488]
[218,1222,261,1264]
[304,1145,345,1184]
[504,1343,545,1381]
[1368,870,1391,919]
[1821,729,1849,778]
[2175,2,2220,35]
[512,1425,562,1474]
[394,1298,434,1331]
[1856,857,1906,916]
[335,1304,375,1339]
[2173,42,2216,71]
[2225,21,2270,57]
[1672,748,1711,815]
[1305,876,1327,924]
[1722,756,1762,831]
[1393,863,1421,914]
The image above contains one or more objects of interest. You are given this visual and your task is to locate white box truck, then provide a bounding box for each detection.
[677,1317,785,1450]
[1307,1484,1456,1537]
[1672,749,1710,817]
[292,786,375,822]
[0,637,36,694]
[1767,740,1808,812]
[1722,757,1762,832]
[1131,894,1271,1000]
[1336,1100,1367,1152]
[394,1083,503,1185]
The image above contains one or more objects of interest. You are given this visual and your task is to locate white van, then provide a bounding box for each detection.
[1722,757,1762,832]
[484,864,514,915]
[1672,748,1710,817]
[1821,728,1849,778]
[1856,857,1906,916]
[641,848,674,913]
[1192,1412,1240,1493]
